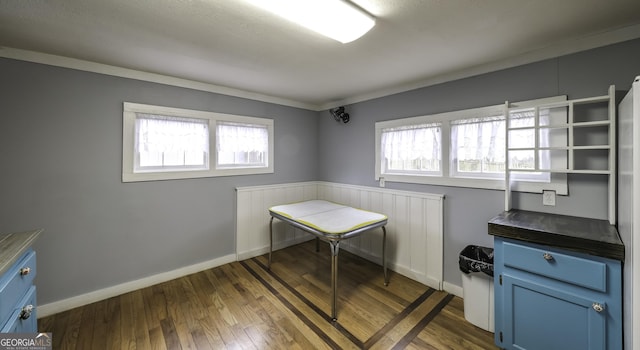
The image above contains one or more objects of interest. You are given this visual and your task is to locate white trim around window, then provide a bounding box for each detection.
[375,96,568,194]
[123,102,274,182]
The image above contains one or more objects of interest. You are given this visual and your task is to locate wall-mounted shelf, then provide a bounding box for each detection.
[504,85,616,224]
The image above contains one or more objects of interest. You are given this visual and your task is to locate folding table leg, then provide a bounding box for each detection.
[268,216,274,269]
[329,240,340,321]
[382,226,388,286]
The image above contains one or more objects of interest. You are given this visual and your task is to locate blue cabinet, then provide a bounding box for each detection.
[494,238,622,350]
[0,248,38,333]
[1,286,37,333]
[0,230,42,333]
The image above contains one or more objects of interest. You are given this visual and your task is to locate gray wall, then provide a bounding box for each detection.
[318,38,640,286]
[0,58,318,304]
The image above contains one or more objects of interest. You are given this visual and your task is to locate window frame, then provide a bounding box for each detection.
[123,102,274,182]
[375,96,568,194]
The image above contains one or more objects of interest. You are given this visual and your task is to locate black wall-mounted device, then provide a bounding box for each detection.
[330,106,350,123]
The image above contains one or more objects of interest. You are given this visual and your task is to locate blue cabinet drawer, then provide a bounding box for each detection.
[0,249,37,324]
[0,286,37,333]
[503,241,606,292]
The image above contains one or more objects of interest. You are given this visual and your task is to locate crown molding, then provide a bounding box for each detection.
[319,23,640,110]
[0,47,321,111]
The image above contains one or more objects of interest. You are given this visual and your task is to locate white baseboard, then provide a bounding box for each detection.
[236,236,314,261]
[340,245,443,291]
[443,281,464,298]
[387,261,442,290]
[37,253,236,318]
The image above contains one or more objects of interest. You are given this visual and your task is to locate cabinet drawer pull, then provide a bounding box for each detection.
[20,267,31,276]
[20,305,34,320]
[542,253,554,261]
[592,303,605,313]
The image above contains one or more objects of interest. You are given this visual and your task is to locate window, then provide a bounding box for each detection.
[123,102,273,182]
[450,115,505,179]
[216,122,269,168]
[380,123,442,176]
[135,114,209,172]
[375,96,568,193]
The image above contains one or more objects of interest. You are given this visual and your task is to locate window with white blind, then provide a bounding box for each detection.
[123,102,273,182]
[375,96,567,193]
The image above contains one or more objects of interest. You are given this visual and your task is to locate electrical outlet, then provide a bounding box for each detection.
[379,177,385,188]
[542,190,556,206]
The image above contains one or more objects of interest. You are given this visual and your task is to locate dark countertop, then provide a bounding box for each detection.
[488,210,624,261]
[0,229,43,276]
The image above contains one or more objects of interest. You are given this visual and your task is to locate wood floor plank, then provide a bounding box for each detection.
[159,318,180,350]
[118,292,137,349]
[142,285,167,332]
[73,302,96,349]
[130,290,153,349]
[147,326,167,350]
[58,307,83,349]
[197,312,227,349]
[104,297,122,350]
[253,294,318,350]
[38,241,497,349]
[416,297,499,350]
[190,325,213,349]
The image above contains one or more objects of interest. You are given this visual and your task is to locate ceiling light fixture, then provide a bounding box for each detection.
[246,0,375,44]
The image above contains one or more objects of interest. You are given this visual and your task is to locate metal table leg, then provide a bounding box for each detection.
[268,216,274,269]
[329,240,340,321]
[382,226,388,286]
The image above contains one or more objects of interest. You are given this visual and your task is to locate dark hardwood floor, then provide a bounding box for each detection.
[38,240,498,349]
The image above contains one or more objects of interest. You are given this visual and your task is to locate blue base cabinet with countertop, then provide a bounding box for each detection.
[489,210,624,350]
[494,238,621,350]
[0,230,42,333]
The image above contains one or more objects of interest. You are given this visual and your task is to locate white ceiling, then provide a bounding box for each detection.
[1,0,640,110]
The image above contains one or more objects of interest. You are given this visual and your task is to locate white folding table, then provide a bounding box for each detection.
[268,200,388,321]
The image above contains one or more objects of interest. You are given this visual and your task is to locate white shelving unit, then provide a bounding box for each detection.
[504,85,616,224]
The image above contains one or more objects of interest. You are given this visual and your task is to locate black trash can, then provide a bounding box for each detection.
[459,245,494,332]
[459,245,494,277]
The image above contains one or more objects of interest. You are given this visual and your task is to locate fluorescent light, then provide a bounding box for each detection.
[246,0,375,43]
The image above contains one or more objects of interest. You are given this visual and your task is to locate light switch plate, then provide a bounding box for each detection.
[542,190,556,206]
[379,177,385,188]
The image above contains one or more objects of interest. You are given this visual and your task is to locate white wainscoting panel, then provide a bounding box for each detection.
[236,181,444,290]
[316,182,444,289]
[236,182,318,260]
